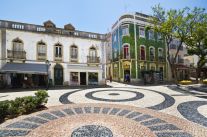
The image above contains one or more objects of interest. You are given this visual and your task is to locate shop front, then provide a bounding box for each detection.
[0,63,48,88]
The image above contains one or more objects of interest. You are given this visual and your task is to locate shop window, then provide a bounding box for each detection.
[88,72,98,85]
[70,72,78,85]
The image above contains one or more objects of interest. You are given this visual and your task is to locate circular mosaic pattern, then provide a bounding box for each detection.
[85,89,144,102]
[178,101,207,127]
[71,125,113,137]
[0,104,204,137]
[59,87,175,111]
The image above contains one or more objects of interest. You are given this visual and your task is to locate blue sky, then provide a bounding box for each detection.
[0,0,206,34]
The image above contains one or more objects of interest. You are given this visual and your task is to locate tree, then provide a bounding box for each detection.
[152,4,189,81]
[184,7,207,82]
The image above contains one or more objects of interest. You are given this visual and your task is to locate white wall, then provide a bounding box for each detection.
[5,29,105,85]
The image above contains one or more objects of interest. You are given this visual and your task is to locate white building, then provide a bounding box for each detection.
[0,20,107,88]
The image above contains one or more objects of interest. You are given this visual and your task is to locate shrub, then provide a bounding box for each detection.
[203,79,207,84]
[35,90,49,107]
[0,90,48,123]
[0,100,10,122]
[179,80,192,85]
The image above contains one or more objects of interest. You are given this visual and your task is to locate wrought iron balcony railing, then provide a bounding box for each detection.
[87,56,100,63]
[7,50,26,59]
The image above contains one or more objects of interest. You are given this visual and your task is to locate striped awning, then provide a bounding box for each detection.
[0,63,48,74]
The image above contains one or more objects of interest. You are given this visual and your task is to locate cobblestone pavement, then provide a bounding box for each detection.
[0,82,207,137]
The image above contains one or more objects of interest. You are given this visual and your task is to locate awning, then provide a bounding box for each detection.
[0,63,48,74]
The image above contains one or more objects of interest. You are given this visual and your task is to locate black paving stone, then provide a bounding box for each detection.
[0,130,30,137]
[148,124,180,131]
[38,113,58,120]
[156,132,192,137]
[94,107,101,113]
[177,101,207,127]
[74,107,83,114]
[102,108,111,114]
[147,91,175,110]
[109,108,121,115]
[134,114,153,122]
[140,118,166,126]
[85,89,144,102]
[63,108,75,115]
[23,117,48,124]
[126,112,142,119]
[6,122,39,129]
[50,110,66,117]
[117,109,131,116]
[84,107,92,113]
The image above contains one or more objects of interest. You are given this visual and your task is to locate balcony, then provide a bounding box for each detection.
[54,55,62,61]
[87,56,100,64]
[7,50,26,60]
[37,53,46,60]
[158,56,165,62]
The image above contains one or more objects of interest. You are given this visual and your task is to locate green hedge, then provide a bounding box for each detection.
[0,90,49,123]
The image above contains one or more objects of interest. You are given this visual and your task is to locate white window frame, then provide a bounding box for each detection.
[121,25,129,36]
[139,27,145,38]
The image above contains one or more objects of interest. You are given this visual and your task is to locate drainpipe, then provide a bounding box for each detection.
[134,13,138,79]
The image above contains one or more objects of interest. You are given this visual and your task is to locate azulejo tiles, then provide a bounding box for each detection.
[1,104,204,137]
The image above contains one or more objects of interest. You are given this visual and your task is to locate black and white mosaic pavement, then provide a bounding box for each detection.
[0,104,197,137]
[59,87,175,111]
[71,125,113,137]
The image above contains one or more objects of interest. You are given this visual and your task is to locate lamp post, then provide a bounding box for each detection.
[45,60,50,90]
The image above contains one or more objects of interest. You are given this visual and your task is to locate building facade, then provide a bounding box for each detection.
[110,12,167,83]
[0,20,106,88]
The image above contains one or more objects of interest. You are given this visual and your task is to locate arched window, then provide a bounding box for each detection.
[149,47,155,61]
[54,43,62,61]
[89,47,97,57]
[9,38,26,59]
[123,44,130,59]
[70,45,78,61]
[37,41,46,60]
[140,46,146,60]
[88,46,99,63]
[12,38,23,51]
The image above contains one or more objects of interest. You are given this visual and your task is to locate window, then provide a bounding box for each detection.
[37,41,46,60]
[123,45,130,59]
[70,72,78,85]
[70,45,78,61]
[149,47,155,61]
[140,46,146,60]
[88,72,98,85]
[89,47,97,57]
[88,47,98,63]
[158,48,163,57]
[54,43,62,59]
[114,49,118,59]
[122,25,129,36]
[151,66,155,71]
[13,38,23,51]
[149,30,154,40]
[157,33,162,40]
[139,27,145,38]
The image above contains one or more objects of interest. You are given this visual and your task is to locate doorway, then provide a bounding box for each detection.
[54,64,63,85]
[124,69,130,82]
[80,72,86,85]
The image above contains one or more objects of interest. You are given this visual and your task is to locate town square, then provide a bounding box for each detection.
[0,0,207,136]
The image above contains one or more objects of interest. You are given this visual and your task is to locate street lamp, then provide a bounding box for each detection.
[45,60,51,90]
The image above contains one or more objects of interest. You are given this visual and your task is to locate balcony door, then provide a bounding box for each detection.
[54,64,63,85]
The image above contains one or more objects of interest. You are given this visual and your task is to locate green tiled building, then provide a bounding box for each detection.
[110,12,167,82]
